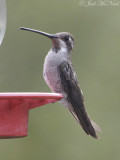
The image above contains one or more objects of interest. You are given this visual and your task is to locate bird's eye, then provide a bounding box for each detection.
[64,36,69,42]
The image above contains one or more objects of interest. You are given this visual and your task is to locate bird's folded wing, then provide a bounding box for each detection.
[58,60,100,138]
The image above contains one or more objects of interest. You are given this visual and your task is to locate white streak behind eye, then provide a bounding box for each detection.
[69,37,72,42]
[69,37,74,49]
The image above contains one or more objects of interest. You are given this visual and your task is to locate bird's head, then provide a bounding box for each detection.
[20,27,74,53]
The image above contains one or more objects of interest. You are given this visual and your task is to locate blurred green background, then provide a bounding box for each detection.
[0,0,120,159]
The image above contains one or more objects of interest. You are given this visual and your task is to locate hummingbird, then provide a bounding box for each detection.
[20,27,101,138]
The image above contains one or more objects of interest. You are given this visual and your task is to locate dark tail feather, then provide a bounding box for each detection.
[69,108,101,139]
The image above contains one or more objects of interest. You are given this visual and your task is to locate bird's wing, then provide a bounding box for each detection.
[58,60,100,138]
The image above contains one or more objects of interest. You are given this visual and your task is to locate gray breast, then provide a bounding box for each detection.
[43,50,65,93]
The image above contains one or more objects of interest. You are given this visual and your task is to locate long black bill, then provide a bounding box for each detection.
[20,27,58,39]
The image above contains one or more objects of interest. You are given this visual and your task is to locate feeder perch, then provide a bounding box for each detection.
[0,92,63,138]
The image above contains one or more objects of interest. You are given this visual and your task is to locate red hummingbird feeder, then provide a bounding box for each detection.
[0,92,63,138]
[0,1,63,139]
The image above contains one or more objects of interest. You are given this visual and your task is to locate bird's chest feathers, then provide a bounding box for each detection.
[43,48,68,92]
[44,47,69,68]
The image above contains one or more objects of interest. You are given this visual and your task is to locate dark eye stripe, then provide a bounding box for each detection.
[64,36,69,42]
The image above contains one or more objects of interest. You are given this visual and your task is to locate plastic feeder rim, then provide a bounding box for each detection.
[0,92,63,138]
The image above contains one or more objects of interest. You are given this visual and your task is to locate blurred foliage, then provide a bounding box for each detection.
[0,0,120,160]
